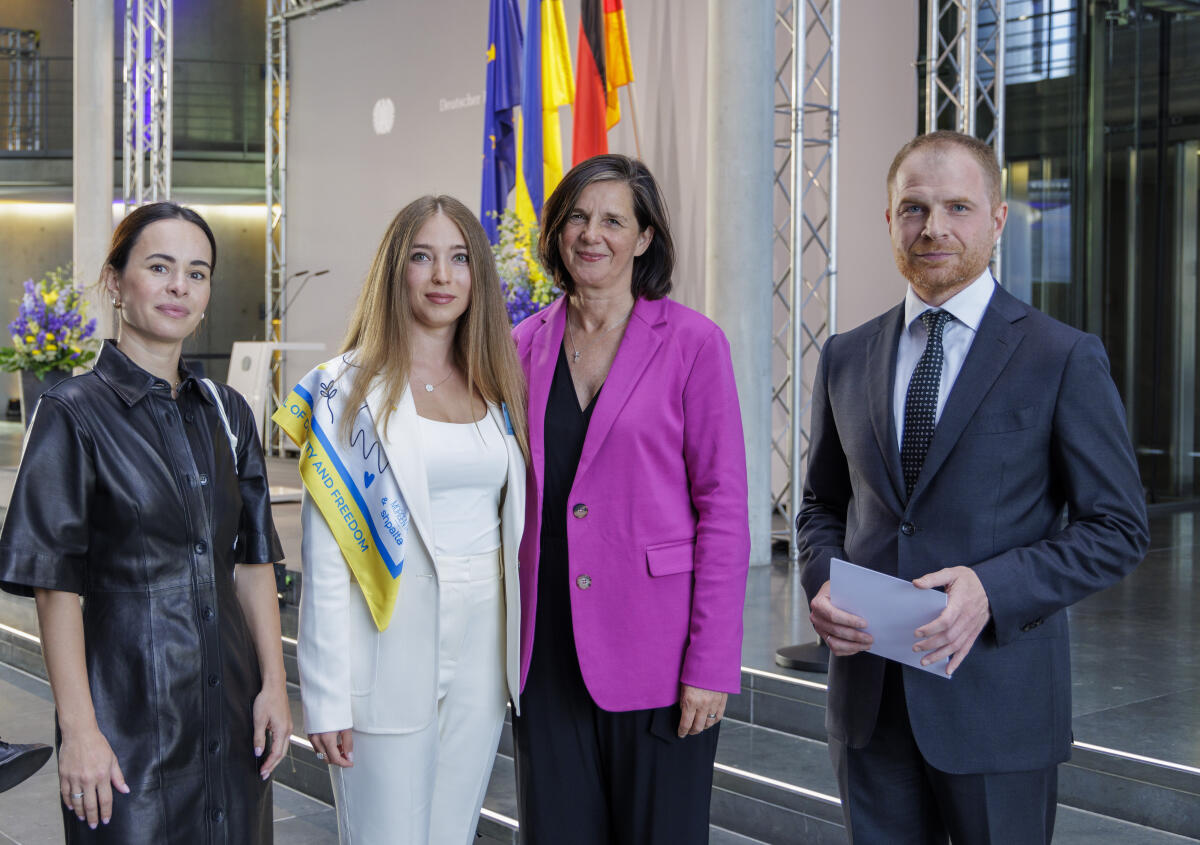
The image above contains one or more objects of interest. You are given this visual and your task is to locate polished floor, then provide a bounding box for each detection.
[741,515,1200,770]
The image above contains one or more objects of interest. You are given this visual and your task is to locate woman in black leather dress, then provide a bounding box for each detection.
[0,203,291,843]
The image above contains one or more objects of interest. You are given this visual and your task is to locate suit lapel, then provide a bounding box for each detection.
[867,306,907,505]
[910,286,1026,501]
[574,297,664,485]
[365,380,436,557]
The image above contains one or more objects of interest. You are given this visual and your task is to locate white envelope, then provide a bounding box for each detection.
[830,558,951,678]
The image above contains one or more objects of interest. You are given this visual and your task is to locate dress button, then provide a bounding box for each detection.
[202,606,215,621]
[198,473,209,486]
[210,808,224,823]
[209,741,220,754]
[185,412,195,423]
[576,574,592,589]
[195,541,207,555]
[572,503,589,519]
[900,522,915,536]
[208,674,220,687]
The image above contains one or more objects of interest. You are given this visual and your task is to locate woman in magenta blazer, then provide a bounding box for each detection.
[511,154,751,844]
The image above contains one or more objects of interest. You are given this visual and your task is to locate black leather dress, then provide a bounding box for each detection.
[0,342,284,844]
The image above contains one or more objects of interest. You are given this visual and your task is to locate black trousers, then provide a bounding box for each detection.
[512,536,719,845]
[831,662,1057,845]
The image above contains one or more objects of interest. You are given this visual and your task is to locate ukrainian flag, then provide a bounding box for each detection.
[514,0,574,226]
[481,0,524,243]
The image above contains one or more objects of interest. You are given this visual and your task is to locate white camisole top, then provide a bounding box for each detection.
[418,414,507,558]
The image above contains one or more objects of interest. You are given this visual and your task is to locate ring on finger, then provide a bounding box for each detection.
[70,791,85,799]
[706,713,718,720]
[315,752,327,761]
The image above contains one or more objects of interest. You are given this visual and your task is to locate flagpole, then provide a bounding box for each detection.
[625,80,644,161]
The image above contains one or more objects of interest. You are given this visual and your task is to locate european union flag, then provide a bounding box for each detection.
[481,0,524,243]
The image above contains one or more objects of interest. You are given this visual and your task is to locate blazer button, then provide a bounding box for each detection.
[576,574,592,590]
[900,522,915,536]
[572,503,589,519]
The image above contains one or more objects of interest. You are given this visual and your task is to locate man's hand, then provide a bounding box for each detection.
[913,566,991,676]
[809,580,873,657]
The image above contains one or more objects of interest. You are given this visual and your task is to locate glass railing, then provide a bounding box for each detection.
[0,58,265,158]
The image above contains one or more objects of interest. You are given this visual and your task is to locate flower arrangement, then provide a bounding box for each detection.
[491,210,560,325]
[0,265,98,379]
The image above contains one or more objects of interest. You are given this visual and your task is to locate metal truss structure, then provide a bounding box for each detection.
[2,28,40,152]
[771,0,840,564]
[924,0,1006,277]
[265,0,363,454]
[122,0,173,209]
[925,0,1005,150]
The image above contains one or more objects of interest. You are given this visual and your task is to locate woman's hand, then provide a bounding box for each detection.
[677,684,728,738]
[309,729,355,768]
[252,681,293,779]
[57,726,129,829]
[233,564,292,779]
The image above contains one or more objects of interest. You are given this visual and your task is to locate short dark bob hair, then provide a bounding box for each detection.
[102,201,218,279]
[538,154,675,300]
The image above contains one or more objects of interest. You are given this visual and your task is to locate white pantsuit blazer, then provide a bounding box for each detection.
[298,371,525,735]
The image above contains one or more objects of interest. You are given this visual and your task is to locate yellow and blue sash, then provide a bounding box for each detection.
[272,359,409,631]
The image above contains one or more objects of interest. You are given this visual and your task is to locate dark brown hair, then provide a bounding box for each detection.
[886,130,1003,210]
[539,154,675,299]
[103,201,217,277]
[339,195,529,463]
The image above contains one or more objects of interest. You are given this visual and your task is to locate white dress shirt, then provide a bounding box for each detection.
[893,270,996,449]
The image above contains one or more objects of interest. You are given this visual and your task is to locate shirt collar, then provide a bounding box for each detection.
[903,269,996,333]
[92,339,205,406]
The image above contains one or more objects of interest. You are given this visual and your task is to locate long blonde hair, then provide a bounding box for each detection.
[338,196,529,464]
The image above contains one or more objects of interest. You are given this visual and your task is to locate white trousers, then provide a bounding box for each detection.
[331,549,507,845]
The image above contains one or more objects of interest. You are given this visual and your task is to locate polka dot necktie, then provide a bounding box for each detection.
[901,309,952,498]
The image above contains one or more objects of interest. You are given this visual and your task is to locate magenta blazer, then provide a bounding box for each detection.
[514,295,751,711]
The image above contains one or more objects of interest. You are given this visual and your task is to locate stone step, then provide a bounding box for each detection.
[2,594,1195,843]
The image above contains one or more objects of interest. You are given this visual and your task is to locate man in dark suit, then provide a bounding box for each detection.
[797,130,1149,844]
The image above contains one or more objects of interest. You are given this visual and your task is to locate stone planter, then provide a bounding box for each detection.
[19,368,72,428]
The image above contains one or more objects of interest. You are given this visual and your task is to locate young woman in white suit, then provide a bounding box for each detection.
[294,195,529,844]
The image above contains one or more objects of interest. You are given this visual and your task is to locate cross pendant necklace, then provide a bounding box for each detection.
[566,304,634,364]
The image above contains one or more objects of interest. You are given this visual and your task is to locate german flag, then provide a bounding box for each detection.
[603,0,634,128]
[572,0,634,164]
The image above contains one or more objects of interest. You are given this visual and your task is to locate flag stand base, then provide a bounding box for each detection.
[774,641,829,673]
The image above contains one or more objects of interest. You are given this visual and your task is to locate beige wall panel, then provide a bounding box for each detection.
[836,0,920,333]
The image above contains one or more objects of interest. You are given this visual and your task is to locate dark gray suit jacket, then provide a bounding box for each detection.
[797,284,1149,775]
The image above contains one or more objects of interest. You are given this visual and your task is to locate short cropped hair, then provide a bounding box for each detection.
[886,130,1003,210]
[539,154,675,300]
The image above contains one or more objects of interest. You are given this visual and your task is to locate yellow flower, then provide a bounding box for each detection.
[45,332,55,342]
[46,344,58,353]
[42,290,59,306]
[24,334,34,343]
